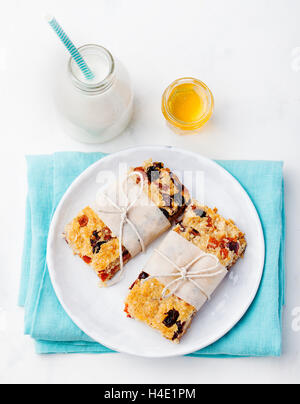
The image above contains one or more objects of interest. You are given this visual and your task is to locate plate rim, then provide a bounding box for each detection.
[47,145,265,358]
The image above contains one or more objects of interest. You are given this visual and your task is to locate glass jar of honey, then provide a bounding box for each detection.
[161,77,214,134]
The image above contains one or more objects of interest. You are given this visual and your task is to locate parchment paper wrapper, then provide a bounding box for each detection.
[95,178,171,258]
[144,231,228,310]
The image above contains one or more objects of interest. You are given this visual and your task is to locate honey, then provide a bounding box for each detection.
[167,83,204,123]
[162,78,214,133]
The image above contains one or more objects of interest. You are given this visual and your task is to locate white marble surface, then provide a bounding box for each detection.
[1,0,300,384]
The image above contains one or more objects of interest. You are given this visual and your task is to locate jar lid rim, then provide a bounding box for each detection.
[162,77,214,127]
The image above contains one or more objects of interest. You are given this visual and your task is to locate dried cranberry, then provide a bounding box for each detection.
[92,241,107,254]
[163,309,180,328]
[99,271,109,282]
[82,256,91,264]
[206,217,213,227]
[172,332,179,341]
[138,271,149,280]
[122,250,131,262]
[176,321,186,334]
[194,209,206,218]
[208,237,219,249]
[92,230,100,239]
[90,230,107,253]
[134,167,147,184]
[103,226,112,234]
[110,264,121,277]
[219,240,226,249]
[228,241,239,254]
[134,167,145,174]
[153,162,164,169]
[90,233,99,248]
[191,228,200,236]
[78,215,89,227]
[220,248,229,259]
[124,304,132,318]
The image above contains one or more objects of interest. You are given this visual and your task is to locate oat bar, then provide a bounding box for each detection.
[125,272,196,342]
[125,200,247,342]
[64,207,131,283]
[64,160,190,285]
[174,201,247,269]
[131,159,190,222]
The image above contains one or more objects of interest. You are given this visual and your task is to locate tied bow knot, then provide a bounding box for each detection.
[96,171,146,286]
[180,266,188,278]
[143,249,225,300]
[120,209,128,222]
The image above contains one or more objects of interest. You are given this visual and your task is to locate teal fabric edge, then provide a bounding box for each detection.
[19,197,32,306]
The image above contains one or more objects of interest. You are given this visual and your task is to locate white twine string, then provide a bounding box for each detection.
[144,249,224,300]
[96,171,146,286]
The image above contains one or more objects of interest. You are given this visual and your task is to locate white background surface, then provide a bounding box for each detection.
[0,0,299,384]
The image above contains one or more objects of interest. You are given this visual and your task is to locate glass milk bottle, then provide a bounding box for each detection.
[55,44,133,144]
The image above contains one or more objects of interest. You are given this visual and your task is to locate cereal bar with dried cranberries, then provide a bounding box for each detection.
[125,272,196,343]
[174,200,247,269]
[124,200,246,342]
[131,159,190,222]
[64,160,189,285]
[64,207,131,284]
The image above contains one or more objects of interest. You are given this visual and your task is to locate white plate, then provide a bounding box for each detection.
[47,146,265,358]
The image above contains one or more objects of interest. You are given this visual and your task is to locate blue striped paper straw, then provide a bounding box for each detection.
[46,15,95,80]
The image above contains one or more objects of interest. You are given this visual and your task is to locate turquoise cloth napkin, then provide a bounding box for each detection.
[19,152,285,356]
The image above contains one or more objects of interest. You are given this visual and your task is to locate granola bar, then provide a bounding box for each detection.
[125,272,196,343]
[173,200,247,269]
[131,159,190,222]
[125,200,247,342]
[64,207,131,283]
[64,160,190,285]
